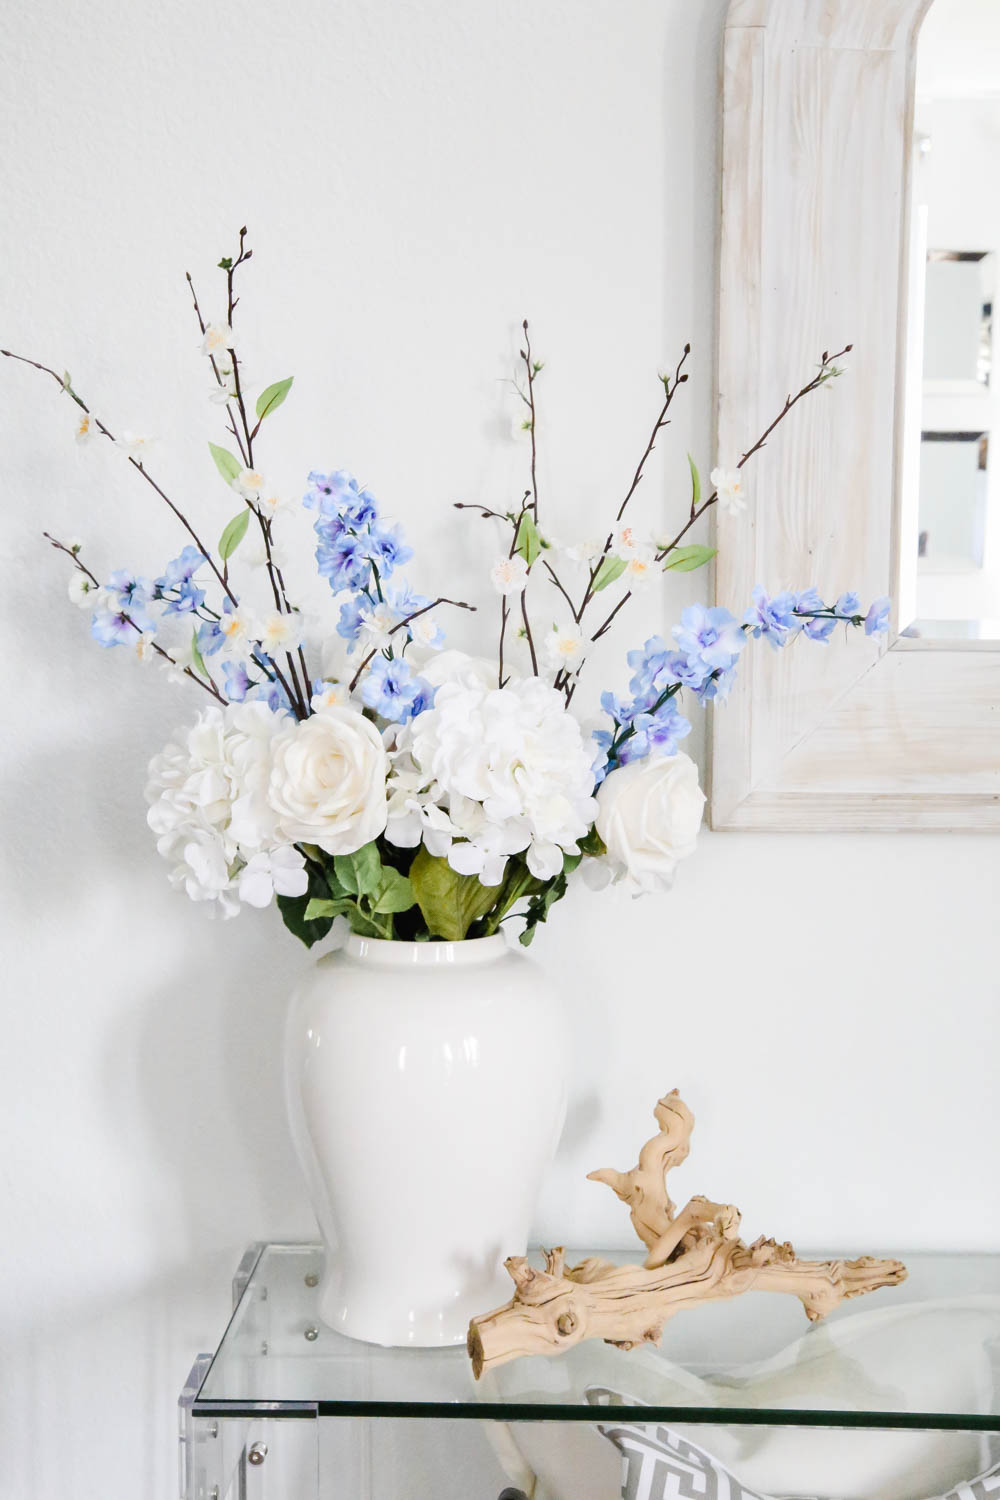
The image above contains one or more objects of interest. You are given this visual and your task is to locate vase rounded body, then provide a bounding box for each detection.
[285,933,568,1348]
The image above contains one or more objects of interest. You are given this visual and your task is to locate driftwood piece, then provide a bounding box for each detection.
[467,1090,906,1378]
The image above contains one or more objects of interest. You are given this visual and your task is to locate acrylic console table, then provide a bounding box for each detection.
[179,1242,1000,1500]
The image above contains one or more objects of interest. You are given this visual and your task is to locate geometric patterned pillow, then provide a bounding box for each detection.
[587,1389,1000,1500]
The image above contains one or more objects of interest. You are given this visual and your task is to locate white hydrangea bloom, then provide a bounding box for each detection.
[385,660,596,886]
[145,701,306,917]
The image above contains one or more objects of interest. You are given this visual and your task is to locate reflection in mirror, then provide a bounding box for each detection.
[923,252,992,388]
[901,0,1000,641]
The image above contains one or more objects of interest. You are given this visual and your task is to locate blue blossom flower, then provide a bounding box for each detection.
[834,591,861,618]
[360,656,434,723]
[250,677,294,715]
[316,530,374,592]
[91,606,138,648]
[367,522,413,576]
[336,593,368,642]
[672,604,746,673]
[106,569,152,610]
[744,585,798,649]
[864,596,890,635]
[617,702,692,764]
[161,576,206,616]
[222,660,254,702]
[155,546,206,590]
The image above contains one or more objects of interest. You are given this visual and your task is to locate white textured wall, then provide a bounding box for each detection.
[1,2,998,1497]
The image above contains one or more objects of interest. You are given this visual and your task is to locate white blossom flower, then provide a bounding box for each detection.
[611,523,648,560]
[357,600,400,654]
[217,606,253,655]
[75,411,99,446]
[201,322,234,358]
[116,431,158,461]
[624,548,658,590]
[385,668,596,886]
[134,631,158,664]
[711,466,747,516]
[543,624,586,672]
[310,680,350,713]
[407,609,443,650]
[237,846,308,908]
[595,751,705,894]
[255,611,304,654]
[490,554,530,596]
[257,486,294,519]
[233,468,266,502]
[565,537,604,565]
[68,573,100,608]
[242,530,290,572]
[209,365,238,405]
[267,704,388,854]
[162,634,196,686]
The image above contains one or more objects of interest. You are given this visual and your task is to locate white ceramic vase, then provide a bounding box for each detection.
[285,933,568,1348]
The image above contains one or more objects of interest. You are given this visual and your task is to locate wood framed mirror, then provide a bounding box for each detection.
[711,0,1000,831]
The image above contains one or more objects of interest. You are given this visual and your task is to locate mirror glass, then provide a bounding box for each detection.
[901,0,1000,640]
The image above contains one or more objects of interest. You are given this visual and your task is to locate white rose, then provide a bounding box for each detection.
[267,704,388,854]
[594,751,705,894]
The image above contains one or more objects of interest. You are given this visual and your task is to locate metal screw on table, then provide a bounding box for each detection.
[207,1422,218,1439]
[304,1325,319,1341]
[248,1441,268,1467]
[304,1272,319,1287]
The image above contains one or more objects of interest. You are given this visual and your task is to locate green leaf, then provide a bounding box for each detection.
[334,842,382,898]
[687,453,701,512]
[277,893,332,948]
[347,905,388,939]
[518,871,569,947]
[190,627,207,680]
[219,509,250,561]
[255,377,294,421]
[578,826,607,858]
[304,897,353,922]
[409,846,502,941]
[209,442,242,484]
[373,868,416,915]
[662,544,717,574]
[591,555,627,592]
[513,511,542,567]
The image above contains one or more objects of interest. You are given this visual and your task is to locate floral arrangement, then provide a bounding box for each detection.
[5,229,888,947]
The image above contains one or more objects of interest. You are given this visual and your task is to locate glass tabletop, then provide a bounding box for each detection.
[192,1243,1000,1430]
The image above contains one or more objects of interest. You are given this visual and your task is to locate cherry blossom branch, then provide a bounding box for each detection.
[214,230,310,719]
[43,532,226,703]
[565,345,854,703]
[6,350,239,611]
[347,596,477,693]
[652,344,853,566]
[184,270,249,466]
[520,320,540,522]
[575,343,691,624]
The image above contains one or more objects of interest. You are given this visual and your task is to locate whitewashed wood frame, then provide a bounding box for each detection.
[712,0,1000,831]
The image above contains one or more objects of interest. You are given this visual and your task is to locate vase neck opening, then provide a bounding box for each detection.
[342,934,509,967]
